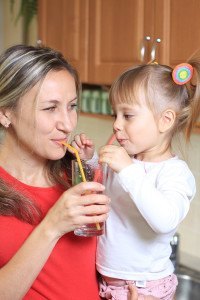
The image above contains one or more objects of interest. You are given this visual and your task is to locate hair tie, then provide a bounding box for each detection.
[147,60,158,65]
[172,63,193,85]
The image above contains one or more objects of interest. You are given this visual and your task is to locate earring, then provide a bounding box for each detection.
[4,122,10,128]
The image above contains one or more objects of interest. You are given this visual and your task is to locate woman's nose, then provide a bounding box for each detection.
[57,112,76,133]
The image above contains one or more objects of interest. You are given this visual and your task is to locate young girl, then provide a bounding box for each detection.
[72,59,200,299]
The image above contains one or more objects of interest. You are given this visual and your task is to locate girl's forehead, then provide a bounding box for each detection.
[112,85,147,106]
[114,102,140,110]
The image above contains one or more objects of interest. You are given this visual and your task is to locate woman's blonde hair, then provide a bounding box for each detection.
[0,44,81,224]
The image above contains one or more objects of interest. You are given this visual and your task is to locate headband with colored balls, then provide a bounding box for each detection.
[172,63,193,85]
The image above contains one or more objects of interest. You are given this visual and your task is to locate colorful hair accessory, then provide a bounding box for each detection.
[172,63,193,85]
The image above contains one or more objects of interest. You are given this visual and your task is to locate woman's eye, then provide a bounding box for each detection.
[70,103,78,110]
[43,106,56,111]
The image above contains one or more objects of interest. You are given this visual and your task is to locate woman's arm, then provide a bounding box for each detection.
[0,182,109,299]
[0,220,58,299]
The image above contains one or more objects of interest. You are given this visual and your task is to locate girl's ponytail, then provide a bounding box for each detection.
[172,58,200,140]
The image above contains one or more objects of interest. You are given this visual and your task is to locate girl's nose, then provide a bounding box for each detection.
[113,117,123,131]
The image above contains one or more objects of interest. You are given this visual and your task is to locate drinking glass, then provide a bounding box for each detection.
[72,159,104,237]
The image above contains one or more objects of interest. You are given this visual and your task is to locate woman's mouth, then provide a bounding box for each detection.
[52,139,68,146]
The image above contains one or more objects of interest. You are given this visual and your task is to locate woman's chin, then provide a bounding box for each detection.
[47,151,66,161]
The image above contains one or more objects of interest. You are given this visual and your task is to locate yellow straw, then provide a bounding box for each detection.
[61,141,101,230]
[61,142,86,182]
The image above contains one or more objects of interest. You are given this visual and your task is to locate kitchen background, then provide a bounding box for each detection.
[1,0,200,271]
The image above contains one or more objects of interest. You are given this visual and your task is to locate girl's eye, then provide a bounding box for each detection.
[124,114,133,119]
[111,114,117,119]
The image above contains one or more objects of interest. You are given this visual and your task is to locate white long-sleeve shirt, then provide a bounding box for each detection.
[96,156,196,281]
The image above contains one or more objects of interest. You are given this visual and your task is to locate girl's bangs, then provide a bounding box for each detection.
[109,75,142,106]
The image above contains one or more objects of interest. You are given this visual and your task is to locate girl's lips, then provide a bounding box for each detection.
[118,139,127,145]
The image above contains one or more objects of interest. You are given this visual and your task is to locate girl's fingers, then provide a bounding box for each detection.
[99,145,120,160]
[71,134,94,154]
[79,133,93,145]
[74,133,88,146]
[66,147,76,155]
[99,145,114,154]
[71,136,83,149]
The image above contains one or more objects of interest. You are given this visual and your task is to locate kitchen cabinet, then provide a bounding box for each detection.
[38,0,200,85]
[38,0,89,81]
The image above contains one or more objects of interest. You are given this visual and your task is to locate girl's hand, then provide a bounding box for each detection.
[43,181,110,239]
[99,145,132,173]
[71,133,95,160]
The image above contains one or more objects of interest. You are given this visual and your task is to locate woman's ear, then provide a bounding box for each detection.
[158,109,176,133]
[0,110,11,128]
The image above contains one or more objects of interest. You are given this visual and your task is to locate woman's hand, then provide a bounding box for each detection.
[99,145,132,173]
[129,285,160,300]
[71,133,95,160]
[43,181,110,239]
[128,284,138,300]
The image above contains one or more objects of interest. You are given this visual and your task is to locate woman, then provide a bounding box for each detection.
[0,44,109,300]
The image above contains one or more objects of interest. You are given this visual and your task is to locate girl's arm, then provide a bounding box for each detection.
[0,182,109,299]
[117,161,195,233]
[99,144,194,233]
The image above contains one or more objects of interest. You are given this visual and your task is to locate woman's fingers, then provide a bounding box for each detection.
[128,285,138,300]
[77,203,110,221]
[72,213,109,229]
[44,180,110,237]
[128,284,160,300]
[71,181,105,195]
